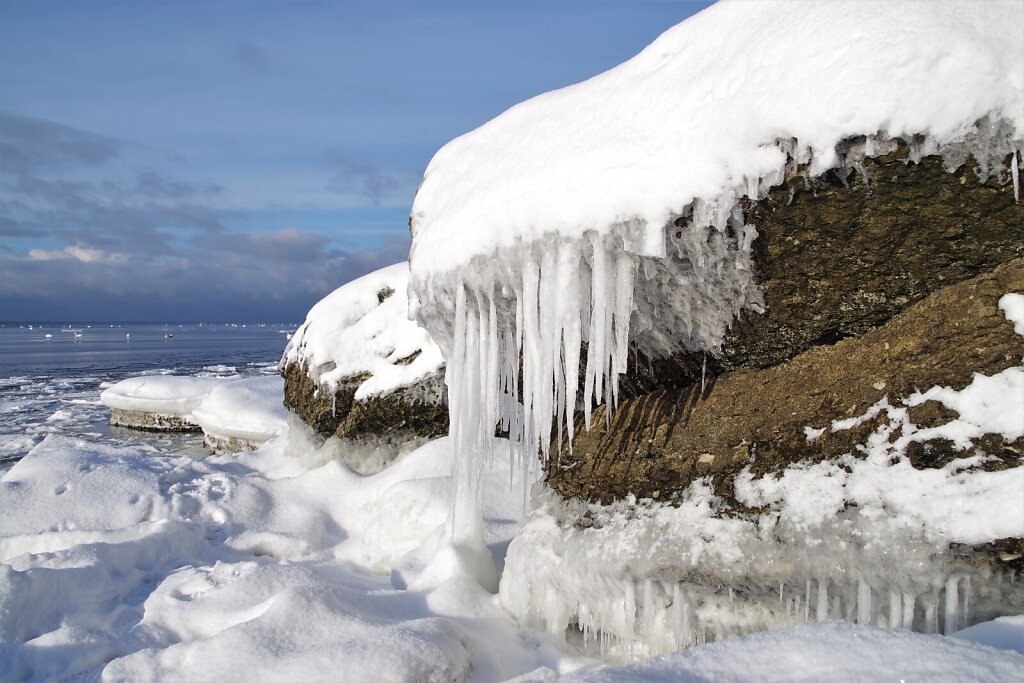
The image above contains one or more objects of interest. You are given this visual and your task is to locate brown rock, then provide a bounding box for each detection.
[281,361,448,448]
[549,259,1024,504]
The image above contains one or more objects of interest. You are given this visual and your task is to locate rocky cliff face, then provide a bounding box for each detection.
[548,146,1023,503]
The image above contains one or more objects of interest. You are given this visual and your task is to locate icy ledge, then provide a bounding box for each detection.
[495,295,1024,661]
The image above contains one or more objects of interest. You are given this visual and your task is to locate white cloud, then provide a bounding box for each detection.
[26,244,127,263]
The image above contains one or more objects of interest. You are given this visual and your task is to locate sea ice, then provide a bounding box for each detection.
[191,375,288,451]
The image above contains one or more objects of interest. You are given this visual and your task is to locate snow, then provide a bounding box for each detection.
[498,292,1024,659]
[100,375,222,416]
[191,375,288,446]
[3,433,1021,681]
[280,262,444,400]
[559,621,1024,682]
[0,434,582,681]
[953,615,1024,656]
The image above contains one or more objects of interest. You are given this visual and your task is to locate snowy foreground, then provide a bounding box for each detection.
[2,429,1023,681]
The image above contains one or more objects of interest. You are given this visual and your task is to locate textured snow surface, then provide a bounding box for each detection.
[281,262,443,399]
[560,621,1024,682]
[100,375,222,415]
[191,375,287,444]
[410,0,1023,277]
[0,435,579,682]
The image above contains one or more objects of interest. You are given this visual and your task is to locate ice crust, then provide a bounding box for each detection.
[100,375,222,416]
[281,262,444,400]
[497,295,1024,660]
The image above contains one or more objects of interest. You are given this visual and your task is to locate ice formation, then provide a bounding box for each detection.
[281,261,443,401]
[409,0,1023,583]
[191,375,288,451]
[496,295,1024,659]
[100,375,223,429]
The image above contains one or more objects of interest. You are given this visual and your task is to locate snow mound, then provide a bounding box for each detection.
[560,621,1024,683]
[100,375,221,416]
[953,615,1024,656]
[191,375,287,447]
[280,262,443,400]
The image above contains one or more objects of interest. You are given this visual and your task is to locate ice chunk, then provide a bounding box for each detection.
[191,375,288,449]
[100,375,221,416]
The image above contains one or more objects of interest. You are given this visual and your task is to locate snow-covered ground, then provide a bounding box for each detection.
[3,427,1023,682]
[0,431,582,682]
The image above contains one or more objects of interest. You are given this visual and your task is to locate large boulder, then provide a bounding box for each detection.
[280,262,447,471]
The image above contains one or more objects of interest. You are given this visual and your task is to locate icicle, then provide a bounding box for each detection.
[963,575,971,628]
[1011,148,1020,204]
[610,253,634,409]
[624,580,636,646]
[924,598,937,634]
[944,576,959,635]
[816,579,829,622]
[779,581,784,604]
[804,580,811,623]
[888,591,901,630]
[642,579,655,650]
[584,237,608,417]
[901,593,916,630]
[857,579,872,625]
[832,594,841,622]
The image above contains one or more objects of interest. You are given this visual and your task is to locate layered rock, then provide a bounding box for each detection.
[549,148,1024,503]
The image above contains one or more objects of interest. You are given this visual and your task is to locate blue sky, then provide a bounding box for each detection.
[0,0,710,322]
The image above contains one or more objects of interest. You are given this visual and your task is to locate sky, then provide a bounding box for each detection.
[0,0,711,322]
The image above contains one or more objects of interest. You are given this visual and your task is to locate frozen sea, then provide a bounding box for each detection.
[0,322,297,467]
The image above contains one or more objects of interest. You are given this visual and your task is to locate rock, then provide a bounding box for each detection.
[101,375,221,433]
[281,360,448,446]
[551,257,1023,504]
[107,408,201,432]
[280,262,449,469]
[549,146,1024,503]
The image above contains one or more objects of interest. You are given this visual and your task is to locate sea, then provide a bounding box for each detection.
[0,322,298,469]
